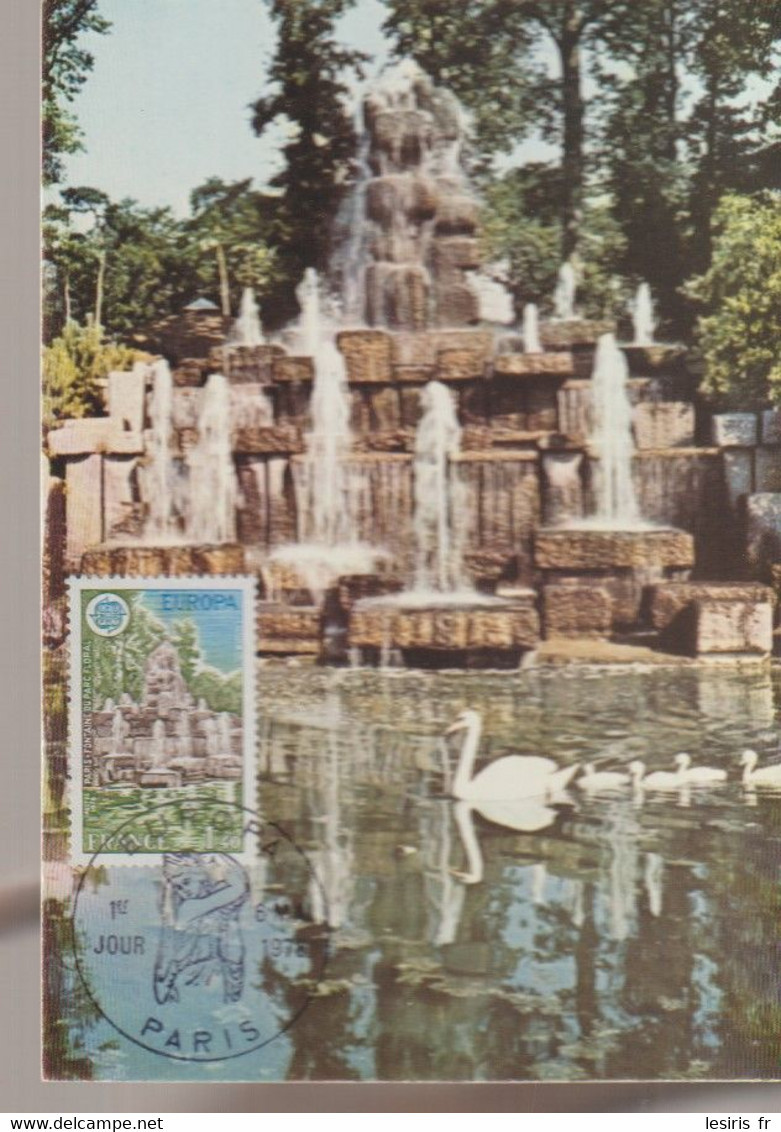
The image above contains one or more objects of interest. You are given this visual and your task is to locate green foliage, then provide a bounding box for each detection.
[43,0,110,185]
[42,319,142,425]
[191,669,243,715]
[482,165,627,318]
[251,0,367,325]
[688,194,781,410]
[169,619,200,685]
[90,595,166,709]
[186,177,282,317]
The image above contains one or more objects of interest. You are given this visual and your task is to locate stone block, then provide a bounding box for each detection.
[761,409,781,445]
[233,425,303,455]
[369,108,434,167]
[390,330,493,367]
[366,174,437,226]
[103,455,139,541]
[621,345,687,376]
[436,347,484,381]
[526,384,559,431]
[492,353,575,379]
[348,600,539,654]
[107,366,146,434]
[432,236,481,283]
[171,387,201,431]
[755,447,781,493]
[690,598,773,656]
[542,451,584,526]
[366,263,430,330]
[399,387,422,427]
[723,449,755,510]
[272,356,314,383]
[172,358,209,388]
[48,417,143,457]
[557,380,592,439]
[711,412,758,448]
[534,528,694,570]
[543,583,613,638]
[434,194,479,235]
[540,320,615,351]
[230,384,274,432]
[433,283,480,326]
[393,364,433,385]
[368,387,402,431]
[647,581,775,631]
[257,603,321,655]
[218,344,283,385]
[745,493,781,577]
[633,402,695,450]
[65,453,103,560]
[336,329,393,383]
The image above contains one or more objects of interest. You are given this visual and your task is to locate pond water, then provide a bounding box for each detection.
[56,664,781,1081]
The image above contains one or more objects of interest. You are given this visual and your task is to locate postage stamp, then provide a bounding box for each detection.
[70,798,330,1063]
[68,577,256,864]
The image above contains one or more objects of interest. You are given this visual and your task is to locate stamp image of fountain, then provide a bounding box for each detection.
[39,5,781,1088]
[68,577,256,862]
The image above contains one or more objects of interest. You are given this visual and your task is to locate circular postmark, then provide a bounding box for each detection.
[85,592,131,637]
[71,798,330,1062]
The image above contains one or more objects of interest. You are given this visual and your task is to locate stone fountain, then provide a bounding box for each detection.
[43,62,776,662]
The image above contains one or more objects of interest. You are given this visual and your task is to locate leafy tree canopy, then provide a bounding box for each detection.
[43,0,110,185]
[688,193,781,410]
[251,0,367,323]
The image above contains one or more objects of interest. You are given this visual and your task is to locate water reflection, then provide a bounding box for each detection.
[54,664,781,1080]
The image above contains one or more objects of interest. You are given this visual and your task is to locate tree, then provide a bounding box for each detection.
[594,0,689,333]
[683,0,781,271]
[251,0,367,325]
[186,177,281,319]
[42,0,110,185]
[169,620,201,685]
[482,163,626,318]
[688,194,781,410]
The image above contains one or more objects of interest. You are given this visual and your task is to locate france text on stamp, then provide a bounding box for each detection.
[68,577,256,864]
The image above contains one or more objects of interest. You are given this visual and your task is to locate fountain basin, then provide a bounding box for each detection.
[534,527,694,571]
[348,591,539,667]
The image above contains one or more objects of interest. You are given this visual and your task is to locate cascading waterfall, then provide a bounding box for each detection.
[229,286,265,346]
[413,381,469,592]
[523,303,542,353]
[186,373,237,544]
[553,262,577,321]
[332,100,373,327]
[590,333,641,526]
[632,282,655,346]
[143,359,177,539]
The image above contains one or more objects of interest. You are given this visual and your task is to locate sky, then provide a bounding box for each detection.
[60,0,774,219]
[63,0,392,216]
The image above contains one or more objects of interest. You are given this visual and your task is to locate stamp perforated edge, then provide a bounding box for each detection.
[66,575,257,867]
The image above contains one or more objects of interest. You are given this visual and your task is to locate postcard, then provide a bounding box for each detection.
[42,0,781,1083]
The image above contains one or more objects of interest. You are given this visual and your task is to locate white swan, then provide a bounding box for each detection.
[577,762,630,792]
[629,759,684,791]
[740,749,781,789]
[452,799,558,885]
[445,709,579,802]
[674,752,727,785]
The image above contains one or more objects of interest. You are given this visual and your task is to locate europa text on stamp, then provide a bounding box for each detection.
[68,577,256,864]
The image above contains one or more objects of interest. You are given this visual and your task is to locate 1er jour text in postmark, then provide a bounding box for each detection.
[68,577,256,864]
